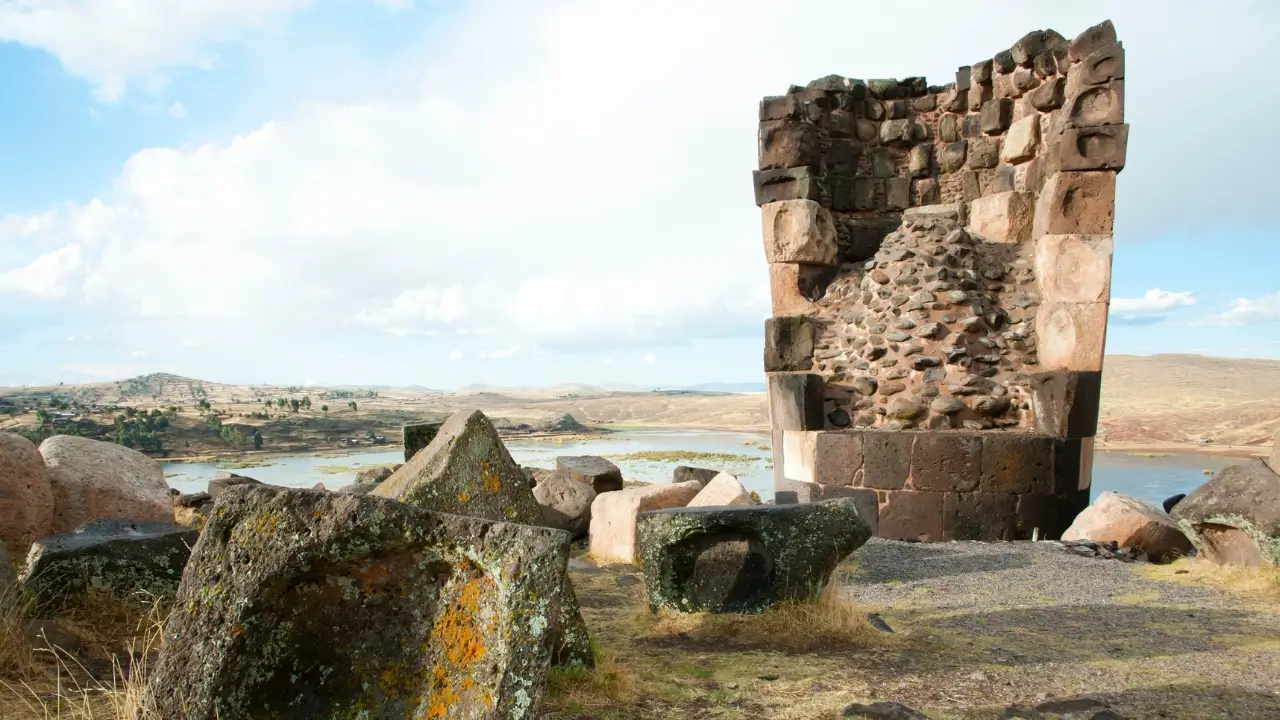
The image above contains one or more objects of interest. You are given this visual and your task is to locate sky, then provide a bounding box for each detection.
[0,0,1277,390]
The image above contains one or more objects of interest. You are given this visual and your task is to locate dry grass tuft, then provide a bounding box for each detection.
[1139,556,1280,606]
[0,581,41,680]
[633,578,885,653]
[544,650,639,715]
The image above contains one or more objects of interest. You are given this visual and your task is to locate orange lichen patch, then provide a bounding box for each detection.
[230,624,244,637]
[458,492,471,503]
[423,568,497,718]
[481,460,502,494]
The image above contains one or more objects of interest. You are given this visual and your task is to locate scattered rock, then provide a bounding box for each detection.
[208,473,262,500]
[672,466,720,488]
[147,484,569,720]
[1173,459,1280,566]
[589,482,702,564]
[19,518,198,612]
[355,466,395,484]
[557,456,624,494]
[1162,493,1186,514]
[1055,539,1148,563]
[687,473,753,507]
[636,498,871,613]
[0,432,54,553]
[38,435,172,534]
[523,466,555,487]
[843,701,932,719]
[533,471,597,540]
[23,619,83,655]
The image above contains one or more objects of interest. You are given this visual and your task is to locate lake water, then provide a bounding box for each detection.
[162,429,1240,506]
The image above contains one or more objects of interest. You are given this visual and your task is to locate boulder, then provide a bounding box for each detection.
[1162,493,1186,514]
[19,518,198,612]
[38,436,171,533]
[524,466,555,487]
[208,473,262,500]
[637,498,872,613]
[556,456,624,494]
[673,465,720,487]
[533,472,596,540]
[1062,492,1193,563]
[0,432,54,553]
[1172,459,1280,565]
[687,473,753,507]
[354,465,395,484]
[588,481,703,564]
[147,484,568,720]
[374,409,594,667]
[403,421,443,462]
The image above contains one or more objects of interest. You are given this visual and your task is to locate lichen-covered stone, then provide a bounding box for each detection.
[403,421,444,462]
[19,519,197,612]
[147,485,569,720]
[376,409,594,667]
[1173,459,1280,566]
[637,498,871,613]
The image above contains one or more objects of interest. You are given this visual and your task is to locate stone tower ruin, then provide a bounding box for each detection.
[757,21,1125,541]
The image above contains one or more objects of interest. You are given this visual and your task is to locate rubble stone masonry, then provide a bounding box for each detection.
[757,21,1125,541]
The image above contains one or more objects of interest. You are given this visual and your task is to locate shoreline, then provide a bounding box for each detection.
[1095,440,1266,459]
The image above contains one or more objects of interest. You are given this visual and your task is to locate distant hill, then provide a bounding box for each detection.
[672,382,766,393]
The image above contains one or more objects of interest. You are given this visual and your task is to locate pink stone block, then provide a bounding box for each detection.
[1036,301,1109,371]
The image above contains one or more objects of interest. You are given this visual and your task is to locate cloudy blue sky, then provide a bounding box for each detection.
[0,0,1277,389]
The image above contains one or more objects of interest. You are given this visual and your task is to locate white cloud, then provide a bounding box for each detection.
[1111,289,1198,314]
[169,101,187,118]
[448,349,462,360]
[479,346,519,360]
[1199,293,1280,327]
[0,0,404,101]
[643,353,656,365]
[0,244,84,299]
[130,350,151,357]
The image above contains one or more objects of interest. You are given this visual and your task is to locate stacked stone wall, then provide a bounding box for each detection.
[756,20,1126,541]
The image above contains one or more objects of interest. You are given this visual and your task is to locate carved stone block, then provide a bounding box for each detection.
[1035,234,1112,303]
[1033,171,1116,238]
[761,199,838,264]
[1035,301,1109,371]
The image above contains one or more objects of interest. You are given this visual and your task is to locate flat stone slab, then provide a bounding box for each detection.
[148,484,569,720]
[19,518,198,612]
[636,498,871,613]
[556,456,624,494]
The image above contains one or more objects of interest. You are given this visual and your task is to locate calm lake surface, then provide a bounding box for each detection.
[162,429,1239,506]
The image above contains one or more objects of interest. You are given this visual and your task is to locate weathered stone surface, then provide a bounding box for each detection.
[355,465,396,485]
[375,410,592,667]
[1018,490,1088,541]
[754,166,820,206]
[968,82,993,111]
[39,436,171,533]
[556,456,624,494]
[1001,115,1039,164]
[903,203,966,223]
[972,60,993,85]
[945,491,1019,541]
[1053,125,1128,172]
[636,498,871,613]
[980,435,1052,494]
[1173,460,1280,565]
[968,191,1034,244]
[911,434,980,492]
[878,489,944,541]
[968,136,999,169]
[1074,43,1125,89]
[862,432,912,490]
[1035,234,1112,303]
[913,178,940,206]
[0,432,54,555]
[148,485,569,720]
[1065,81,1124,128]
[673,466,721,488]
[885,177,911,211]
[1030,371,1103,438]
[761,199,838,265]
[939,141,966,173]
[534,472,596,540]
[768,262,837,316]
[1036,301,1109,371]
[814,430,864,487]
[403,421,443,462]
[1033,171,1117,238]
[759,120,821,170]
[980,98,1013,134]
[208,473,262,500]
[1064,492,1193,563]
[765,316,816,372]
[688,473,752,507]
[1069,20,1118,63]
[1029,76,1066,110]
[20,519,197,612]
[588,481,701,564]
[908,144,932,178]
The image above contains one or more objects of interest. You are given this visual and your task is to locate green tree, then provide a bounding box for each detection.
[219,425,246,449]
[277,398,287,408]
[197,399,211,410]
[252,429,263,450]
[348,401,357,412]
[321,405,329,413]
[290,398,301,413]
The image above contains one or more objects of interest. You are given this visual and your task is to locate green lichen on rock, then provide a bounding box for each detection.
[403,421,444,463]
[18,519,199,613]
[147,484,571,720]
[636,498,871,614]
[377,409,595,668]
[1173,459,1280,566]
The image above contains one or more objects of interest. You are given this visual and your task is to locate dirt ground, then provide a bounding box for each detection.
[555,540,1280,720]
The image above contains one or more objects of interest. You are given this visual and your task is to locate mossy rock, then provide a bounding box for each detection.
[1173,459,1280,566]
[148,484,570,720]
[637,498,871,614]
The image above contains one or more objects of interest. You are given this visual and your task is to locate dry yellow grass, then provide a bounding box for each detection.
[1139,557,1280,606]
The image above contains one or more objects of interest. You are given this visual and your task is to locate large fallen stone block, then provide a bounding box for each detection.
[533,471,596,540]
[672,466,720,487]
[1063,492,1192,563]
[1173,459,1280,566]
[588,482,702,564]
[637,498,871,613]
[0,432,54,554]
[208,472,262,500]
[147,485,568,720]
[19,519,198,612]
[375,409,594,667]
[556,455,624,494]
[403,420,443,462]
[39,435,172,533]
[687,473,753,507]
